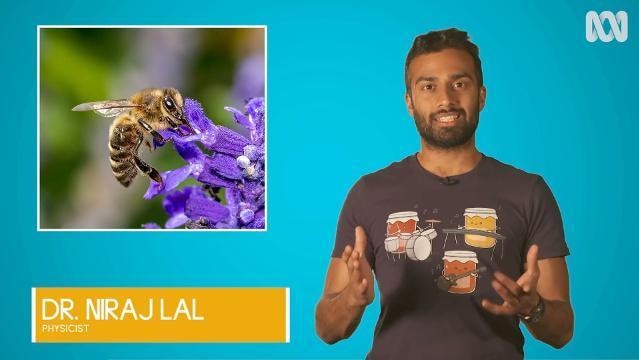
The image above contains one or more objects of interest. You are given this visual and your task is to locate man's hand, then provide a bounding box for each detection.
[481,244,541,316]
[315,226,375,344]
[339,226,374,308]
[481,244,575,348]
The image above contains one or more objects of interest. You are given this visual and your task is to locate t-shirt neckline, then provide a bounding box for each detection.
[409,152,488,185]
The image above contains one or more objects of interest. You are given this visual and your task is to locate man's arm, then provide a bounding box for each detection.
[521,257,574,348]
[482,245,574,349]
[315,226,374,344]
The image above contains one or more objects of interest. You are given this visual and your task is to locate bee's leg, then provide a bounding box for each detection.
[133,136,163,187]
[137,119,168,146]
[134,156,163,187]
[165,116,179,129]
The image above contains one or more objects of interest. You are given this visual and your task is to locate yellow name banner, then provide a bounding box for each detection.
[31,287,289,343]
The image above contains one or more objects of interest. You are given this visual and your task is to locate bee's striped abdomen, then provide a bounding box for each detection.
[108,122,140,187]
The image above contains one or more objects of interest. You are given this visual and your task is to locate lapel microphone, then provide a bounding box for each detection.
[439,176,460,185]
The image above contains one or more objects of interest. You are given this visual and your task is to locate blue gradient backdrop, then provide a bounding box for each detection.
[1,0,638,358]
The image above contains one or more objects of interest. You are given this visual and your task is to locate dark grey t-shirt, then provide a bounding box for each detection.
[332,153,570,359]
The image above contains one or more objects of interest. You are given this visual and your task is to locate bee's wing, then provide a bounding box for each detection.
[71,99,140,118]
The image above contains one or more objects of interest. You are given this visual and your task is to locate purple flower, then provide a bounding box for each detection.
[143,97,265,229]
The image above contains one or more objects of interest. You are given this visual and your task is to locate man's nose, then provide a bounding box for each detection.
[436,86,458,109]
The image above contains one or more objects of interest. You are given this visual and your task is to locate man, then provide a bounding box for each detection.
[315,28,574,359]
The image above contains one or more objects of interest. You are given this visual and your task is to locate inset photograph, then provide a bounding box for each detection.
[38,26,266,230]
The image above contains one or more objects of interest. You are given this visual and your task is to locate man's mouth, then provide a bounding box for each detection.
[434,111,462,124]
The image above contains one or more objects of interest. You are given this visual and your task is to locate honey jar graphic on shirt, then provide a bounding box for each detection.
[442,251,479,294]
[386,211,419,236]
[463,207,498,248]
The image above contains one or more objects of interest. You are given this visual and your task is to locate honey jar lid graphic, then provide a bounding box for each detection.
[463,208,498,219]
[386,211,419,223]
[442,250,479,263]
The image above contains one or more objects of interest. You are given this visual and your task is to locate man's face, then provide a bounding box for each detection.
[405,48,486,149]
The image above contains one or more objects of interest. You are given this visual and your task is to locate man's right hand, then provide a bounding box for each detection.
[315,225,375,343]
[339,226,374,307]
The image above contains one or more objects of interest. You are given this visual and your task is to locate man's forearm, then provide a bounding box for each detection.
[315,291,367,344]
[523,298,574,348]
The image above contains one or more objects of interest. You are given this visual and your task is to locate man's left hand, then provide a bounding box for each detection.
[481,244,541,316]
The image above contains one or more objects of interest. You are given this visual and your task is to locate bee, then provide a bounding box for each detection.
[72,88,194,188]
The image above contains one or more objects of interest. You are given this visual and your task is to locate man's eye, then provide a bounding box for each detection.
[454,82,465,89]
[422,84,434,91]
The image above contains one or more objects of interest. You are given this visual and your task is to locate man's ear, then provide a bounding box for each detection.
[479,86,487,112]
[405,92,414,117]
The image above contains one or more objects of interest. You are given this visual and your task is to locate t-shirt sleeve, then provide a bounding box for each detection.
[331,177,375,268]
[524,176,570,259]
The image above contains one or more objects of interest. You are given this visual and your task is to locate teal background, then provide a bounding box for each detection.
[2,0,638,358]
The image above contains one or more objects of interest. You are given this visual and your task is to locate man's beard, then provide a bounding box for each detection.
[413,104,479,149]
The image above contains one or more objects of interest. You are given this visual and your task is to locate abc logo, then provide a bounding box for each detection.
[586,11,628,43]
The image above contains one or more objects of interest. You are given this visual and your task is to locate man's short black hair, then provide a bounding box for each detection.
[405,28,483,91]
